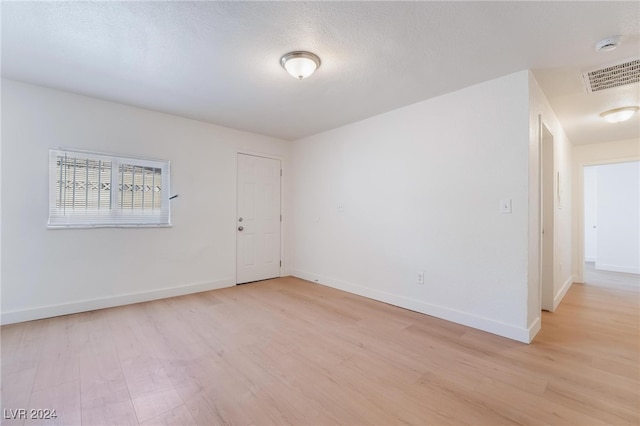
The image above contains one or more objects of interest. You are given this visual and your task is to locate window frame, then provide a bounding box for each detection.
[48,148,171,228]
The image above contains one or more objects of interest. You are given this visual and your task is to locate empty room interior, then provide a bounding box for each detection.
[1,2,639,425]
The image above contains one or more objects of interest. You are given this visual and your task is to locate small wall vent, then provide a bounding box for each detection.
[582,58,640,93]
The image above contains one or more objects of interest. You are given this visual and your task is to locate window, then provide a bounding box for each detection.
[49,149,170,227]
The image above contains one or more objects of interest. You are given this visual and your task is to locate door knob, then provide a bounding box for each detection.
[238,226,244,231]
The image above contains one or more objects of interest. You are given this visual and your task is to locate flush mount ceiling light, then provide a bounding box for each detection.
[600,106,639,123]
[595,35,622,52]
[280,51,321,80]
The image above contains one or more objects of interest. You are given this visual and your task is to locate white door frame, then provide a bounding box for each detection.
[235,151,284,284]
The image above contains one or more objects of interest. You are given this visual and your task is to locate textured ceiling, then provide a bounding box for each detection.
[2,1,639,143]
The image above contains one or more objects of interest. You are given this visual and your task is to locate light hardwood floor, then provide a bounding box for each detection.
[1,276,638,425]
[583,261,640,290]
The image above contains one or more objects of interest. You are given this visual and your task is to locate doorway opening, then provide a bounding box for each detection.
[582,161,640,290]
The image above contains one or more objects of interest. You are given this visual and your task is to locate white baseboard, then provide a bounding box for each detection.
[290,269,531,344]
[584,256,596,263]
[595,263,640,275]
[552,275,574,312]
[0,278,234,325]
[528,317,541,342]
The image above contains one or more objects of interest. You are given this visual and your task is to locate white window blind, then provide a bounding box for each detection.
[49,149,171,228]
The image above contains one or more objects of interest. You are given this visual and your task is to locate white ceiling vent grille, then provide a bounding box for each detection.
[583,58,640,93]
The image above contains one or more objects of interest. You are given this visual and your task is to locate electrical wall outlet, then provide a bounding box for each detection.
[417,272,424,285]
[500,198,512,214]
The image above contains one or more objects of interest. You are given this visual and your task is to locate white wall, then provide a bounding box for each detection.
[2,73,579,343]
[527,73,573,323]
[290,71,532,342]
[572,138,640,282]
[595,162,640,274]
[1,79,291,324]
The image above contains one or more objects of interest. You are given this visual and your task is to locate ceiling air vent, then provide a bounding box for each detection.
[582,58,640,93]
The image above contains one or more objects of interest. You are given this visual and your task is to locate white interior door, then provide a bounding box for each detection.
[540,123,554,311]
[236,154,281,284]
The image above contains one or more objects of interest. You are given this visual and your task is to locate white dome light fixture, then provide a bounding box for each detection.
[595,35,622,52]
[280,51,321,80]
[600,106,639,123]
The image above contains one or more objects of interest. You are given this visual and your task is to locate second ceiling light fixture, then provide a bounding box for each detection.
[280,51,321,80]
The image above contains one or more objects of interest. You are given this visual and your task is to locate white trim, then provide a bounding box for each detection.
[584,256,596,262]
[236,150,284,162]
[552,275,574,312]
[528,317,541,342]
[594,264,640,275]
[290,269,531,344]
[0,278,233,325]
[51,146,170,164]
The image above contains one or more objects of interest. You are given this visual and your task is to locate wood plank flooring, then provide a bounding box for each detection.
[1,276,638,425]
[583,261,639,290]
